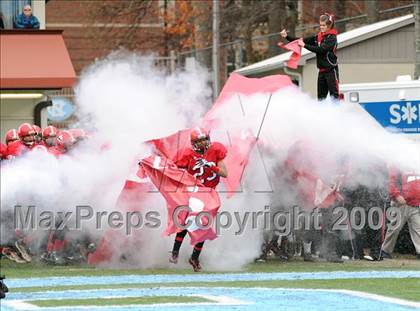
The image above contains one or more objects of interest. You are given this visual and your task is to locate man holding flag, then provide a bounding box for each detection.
[141,127,227,272]
[169,127,227,271]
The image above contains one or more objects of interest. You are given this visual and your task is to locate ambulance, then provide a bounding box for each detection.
[340,76,420,143]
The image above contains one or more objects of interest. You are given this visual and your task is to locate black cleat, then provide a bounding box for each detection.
[327,255,344,263]
[188,257,202,272]
[51,251,66,265]
[303,253,318,262]
[380,250,392,259]
[169,251,178,264]
[0,276,8,293]
[0,275,8,299]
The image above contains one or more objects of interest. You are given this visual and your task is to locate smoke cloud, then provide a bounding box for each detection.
[1,53,418,269]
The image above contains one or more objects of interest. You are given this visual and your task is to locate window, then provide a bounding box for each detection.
[0,0,32,29]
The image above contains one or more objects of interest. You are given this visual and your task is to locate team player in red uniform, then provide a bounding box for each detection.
[42,125,59,147]
[3,129,19,160]
[6,123,36,157]
[0,143,7,160]
[169,127,228,271]
[32,125,42,145]
[5,129,19,146]
[47,130,76,157]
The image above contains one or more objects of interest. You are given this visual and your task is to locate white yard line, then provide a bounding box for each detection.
[3,293,249,310]
[193,294,250,305]
[2,300,39,310]
[334,289,420,309]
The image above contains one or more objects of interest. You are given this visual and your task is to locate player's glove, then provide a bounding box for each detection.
[195,158,214,168]
[195,158,221,174]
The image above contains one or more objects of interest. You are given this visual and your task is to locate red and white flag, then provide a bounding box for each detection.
[149,74,294,198]
[140,155,221,245]
[147,129,190,163]
[204,73,294,197]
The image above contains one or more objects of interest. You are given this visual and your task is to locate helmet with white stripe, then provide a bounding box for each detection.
[190,127,210,153]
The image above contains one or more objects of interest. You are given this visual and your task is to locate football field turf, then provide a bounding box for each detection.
[1,258,419,310]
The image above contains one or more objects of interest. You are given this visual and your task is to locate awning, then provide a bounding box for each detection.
[0,30,76,89]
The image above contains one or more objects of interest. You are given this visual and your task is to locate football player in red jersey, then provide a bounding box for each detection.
[32,125,42,145]
[0,143,7,160]
[3,129,20,159]
[48,130,76,156]
[170,127,228,271]
[6,123,36,157]
[42,125,59,147]
[4,129,19,146]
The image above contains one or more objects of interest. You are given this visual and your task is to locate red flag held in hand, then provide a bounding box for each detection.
[278,39,302,69]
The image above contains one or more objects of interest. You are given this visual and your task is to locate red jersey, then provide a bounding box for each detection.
[0,143,7,160]
[176,142,227,189]
[6,140,30,158]
[389,167,420,207]
[48,146,64,157]
[285,140,346,209]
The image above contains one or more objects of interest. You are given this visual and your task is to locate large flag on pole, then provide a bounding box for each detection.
[204,73,294,196]
[148,74,294,198]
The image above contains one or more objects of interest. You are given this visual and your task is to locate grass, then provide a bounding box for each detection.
[2,257,419,303]
[27,295,211,307]
[1,257,419,279]
[11,278,420,302]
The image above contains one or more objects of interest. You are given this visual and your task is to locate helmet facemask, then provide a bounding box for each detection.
[44,136,56,147]
[6,137,19,145]
[22,134,35,147]
[191,136,210,154]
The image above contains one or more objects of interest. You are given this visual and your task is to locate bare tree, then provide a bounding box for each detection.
[84,0,156,55]
[333,0,347,33]
[268,0,286,58]
[221,0,271,63]
[365,0,379,23]
[191,0,212,69]
[285,0,298,37]
[415,0,420,79]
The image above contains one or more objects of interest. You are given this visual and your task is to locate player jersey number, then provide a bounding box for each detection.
[192,159,217,182]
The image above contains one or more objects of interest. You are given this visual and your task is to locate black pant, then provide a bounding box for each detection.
[318,68,339,100]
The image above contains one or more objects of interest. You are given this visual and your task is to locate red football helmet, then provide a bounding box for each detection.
[190,127,210,153]
[32,125,41,134]
[18,123,36,147]
[32,125,42,143]
[42,126,59,147]
[5,129,19,145]
[56,130,76,151]
[42,126,59,139]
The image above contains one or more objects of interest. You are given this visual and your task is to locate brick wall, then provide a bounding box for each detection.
[46,0,165,74]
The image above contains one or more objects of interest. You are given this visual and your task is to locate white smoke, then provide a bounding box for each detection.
[200,86,419,266]
[1,53,419,270]
[0,53,212,266]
